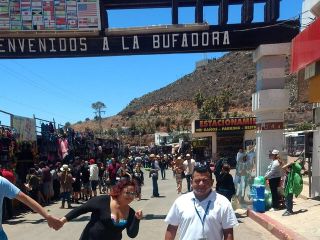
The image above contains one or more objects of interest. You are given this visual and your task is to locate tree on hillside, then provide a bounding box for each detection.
[117,126,125,136]
[91,101,106,134]
[129,121,137,137]
[165,117,172,132]
[200,96,223,119]
[194,90,205,109]
[155,118,163,130]
[182,118,190,131]
[145,119,154,134]
[65,122,71,128]
[91,101,106,120]
[107,128,116,138]
[221,88,232,112]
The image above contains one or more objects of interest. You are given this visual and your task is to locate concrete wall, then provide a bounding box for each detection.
[244,129,256,142]
[312,128,320,197]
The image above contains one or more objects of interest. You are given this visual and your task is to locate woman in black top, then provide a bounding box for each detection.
[59,178,143,240]
[216,163,236,201]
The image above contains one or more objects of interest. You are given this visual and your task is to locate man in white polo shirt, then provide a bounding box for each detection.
[164,165,238,240]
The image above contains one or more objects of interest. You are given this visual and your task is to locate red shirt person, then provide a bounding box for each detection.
[1,165,16,220]
[107,158,120,186]
[1,168,15,184]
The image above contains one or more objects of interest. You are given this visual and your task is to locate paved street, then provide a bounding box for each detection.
[3,170,277,240]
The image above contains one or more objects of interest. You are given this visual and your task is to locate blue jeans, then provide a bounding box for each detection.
[186,175,192,192]
[285,193,293,213]
[60,192,71,207]
[152,176,159,197]
[160,168,166,179]
[0,229,8,240]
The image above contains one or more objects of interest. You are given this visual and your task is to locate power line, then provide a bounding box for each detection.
[0,95,66,119]
[12,61,89,106]
[0,62,88,107]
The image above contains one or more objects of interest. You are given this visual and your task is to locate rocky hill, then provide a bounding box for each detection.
[73,51,313,136]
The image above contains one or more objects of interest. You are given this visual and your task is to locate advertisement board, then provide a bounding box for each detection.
[0,0,100,31]
[194,117,256,133]
[11,115,36,141]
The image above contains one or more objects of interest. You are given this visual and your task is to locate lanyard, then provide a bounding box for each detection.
[193,199,211,227]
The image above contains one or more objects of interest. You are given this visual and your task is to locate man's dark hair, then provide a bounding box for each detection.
[222,163,231,172]
[193,165,213,179]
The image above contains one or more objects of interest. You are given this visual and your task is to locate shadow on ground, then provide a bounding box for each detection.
[5,218,46,225]
[293,209,308,215]
[70,216,91,222]
[143,214,167,220]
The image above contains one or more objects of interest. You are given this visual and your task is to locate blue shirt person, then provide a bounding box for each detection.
[0,176,62,240]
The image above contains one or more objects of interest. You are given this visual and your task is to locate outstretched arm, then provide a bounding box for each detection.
[15,191,63,230]
[126,209,142,238]
[165,224,178,240]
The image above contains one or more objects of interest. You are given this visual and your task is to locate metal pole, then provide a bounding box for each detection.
[308,156,312,198]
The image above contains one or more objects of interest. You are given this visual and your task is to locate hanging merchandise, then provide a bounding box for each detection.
[0,126,17,165]
[36,120,59,163]
[15,141,35,184]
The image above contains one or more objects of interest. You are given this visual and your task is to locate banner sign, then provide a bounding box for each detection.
[256,122,284,131]
[194,117,256,132]
[11,115,36,141]
[0,0,101,31]
[291,17,320,73]
[0,20,299,58]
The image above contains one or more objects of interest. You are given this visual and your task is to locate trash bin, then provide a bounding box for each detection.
[252,184,266,213]
[255,185,265,199]
[253,199,265,212]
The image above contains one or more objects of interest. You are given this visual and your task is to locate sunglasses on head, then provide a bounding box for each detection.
[194,163,208,170]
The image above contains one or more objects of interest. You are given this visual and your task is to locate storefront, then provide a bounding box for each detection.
[291,6,320,198]
[192,117,256,164]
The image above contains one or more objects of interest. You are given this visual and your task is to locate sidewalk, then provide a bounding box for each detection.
[247,178,320,240]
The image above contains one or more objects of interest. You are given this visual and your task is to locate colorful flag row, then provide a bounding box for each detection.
[0,0,100,30]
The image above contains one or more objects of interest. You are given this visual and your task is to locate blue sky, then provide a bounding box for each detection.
[0,0,302,127]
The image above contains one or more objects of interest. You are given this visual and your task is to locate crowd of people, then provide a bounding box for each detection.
[0,145,304,240]
[1,155,147,220]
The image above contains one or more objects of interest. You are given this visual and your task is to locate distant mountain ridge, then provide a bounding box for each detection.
[73,51,312,134]
[121,51,255,114]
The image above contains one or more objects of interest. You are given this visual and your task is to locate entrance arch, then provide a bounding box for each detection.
[0,0,299,58]
[0,0,300,176]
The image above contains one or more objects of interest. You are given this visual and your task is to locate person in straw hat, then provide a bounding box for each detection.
[149,154,160,197]
[265,149,283,210]
[58,164,74,209]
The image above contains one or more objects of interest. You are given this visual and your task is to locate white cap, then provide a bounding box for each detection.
[272,149,279,155]
[186,153,191,157]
